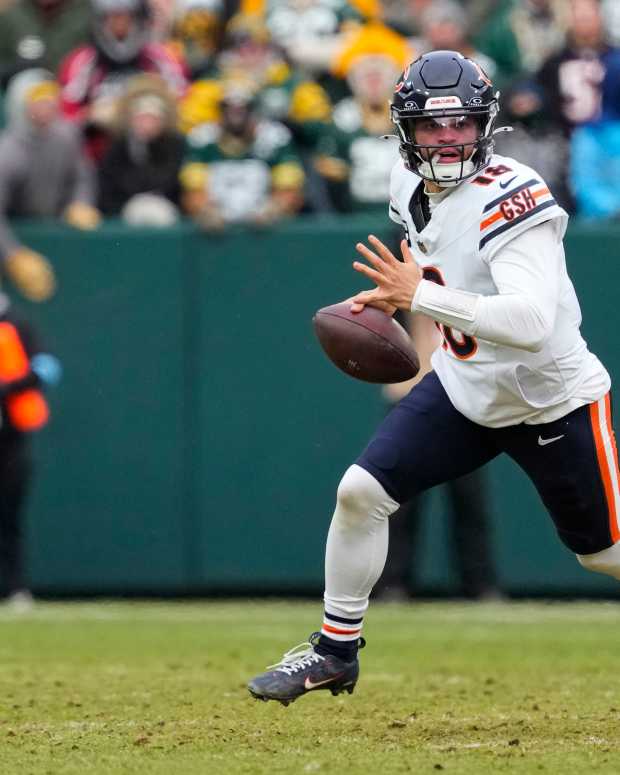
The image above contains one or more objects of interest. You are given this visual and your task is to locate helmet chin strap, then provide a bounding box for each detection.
[418,156,476,188]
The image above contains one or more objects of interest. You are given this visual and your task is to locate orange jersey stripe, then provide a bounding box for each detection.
[322,623,361,636]
[589,396,620,543]
[480,210,503,231]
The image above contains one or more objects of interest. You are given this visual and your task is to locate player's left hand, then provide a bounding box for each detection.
[351,236,423,312]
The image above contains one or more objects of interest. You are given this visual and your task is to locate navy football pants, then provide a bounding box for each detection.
[356,371,620,555]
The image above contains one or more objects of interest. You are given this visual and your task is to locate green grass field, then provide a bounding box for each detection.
[0,600,619,774]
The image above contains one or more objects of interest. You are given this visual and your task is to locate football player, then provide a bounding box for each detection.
[247,50,619,705]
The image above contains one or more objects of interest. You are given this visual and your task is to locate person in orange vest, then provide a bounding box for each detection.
[0,293,60,608]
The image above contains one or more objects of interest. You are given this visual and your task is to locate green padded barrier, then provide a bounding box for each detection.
[187,215,390,589]
[14,221,189,592]
[7,217,620,596]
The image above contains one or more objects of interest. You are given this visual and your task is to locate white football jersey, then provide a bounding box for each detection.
[389,153,610,428]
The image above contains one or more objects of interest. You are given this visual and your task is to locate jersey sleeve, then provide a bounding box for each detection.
[477,169,568,263]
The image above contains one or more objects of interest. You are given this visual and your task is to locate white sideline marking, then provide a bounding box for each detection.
[0,600,617,625]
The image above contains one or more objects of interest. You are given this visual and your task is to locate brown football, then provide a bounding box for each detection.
[313,302,420,384]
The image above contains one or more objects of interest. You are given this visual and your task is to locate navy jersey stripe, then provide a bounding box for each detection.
[482,178,540,213]
[479,199,557,250]
[324,611,364,625]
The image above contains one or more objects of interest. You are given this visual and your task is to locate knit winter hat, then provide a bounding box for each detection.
[25,81,59,104]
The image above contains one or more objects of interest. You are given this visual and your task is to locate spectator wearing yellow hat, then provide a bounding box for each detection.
[0,69,102,302]
[312,25,411,212]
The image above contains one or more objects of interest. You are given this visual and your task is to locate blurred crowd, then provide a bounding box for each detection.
[0,0,617,287]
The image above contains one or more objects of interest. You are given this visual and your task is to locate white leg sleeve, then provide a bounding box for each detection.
[324,464,400,620]
[577,541,620,581]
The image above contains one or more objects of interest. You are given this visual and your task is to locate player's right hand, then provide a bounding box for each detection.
[4,248,56,302]
[345,297,397,316]
[353,236,422,312]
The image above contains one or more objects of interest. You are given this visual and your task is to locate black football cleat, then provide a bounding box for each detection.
[247,632,364,706]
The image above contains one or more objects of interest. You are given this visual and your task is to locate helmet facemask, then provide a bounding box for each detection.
[392,102,499,187]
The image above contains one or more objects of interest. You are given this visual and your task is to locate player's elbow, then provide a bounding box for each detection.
[479,294,554,352]
[519,305,554,353]
[520,330,550,353]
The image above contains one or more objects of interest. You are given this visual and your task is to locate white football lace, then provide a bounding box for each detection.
[268,641,325,675]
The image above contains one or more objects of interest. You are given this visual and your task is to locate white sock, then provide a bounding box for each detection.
[322,465,399,643]
[577,540,620,580]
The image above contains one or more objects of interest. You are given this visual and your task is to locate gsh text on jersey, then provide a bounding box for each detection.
[499,188,536,221]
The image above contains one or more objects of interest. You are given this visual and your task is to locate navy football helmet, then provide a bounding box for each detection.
[390,50,500,186]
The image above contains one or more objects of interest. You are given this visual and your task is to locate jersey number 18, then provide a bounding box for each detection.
[422,267,478,360]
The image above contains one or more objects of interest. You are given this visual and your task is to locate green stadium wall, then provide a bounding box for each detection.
[11,217,620,597]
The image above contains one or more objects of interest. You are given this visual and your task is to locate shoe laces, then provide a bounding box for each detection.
[268,635,325,676]
[267,632,367,675]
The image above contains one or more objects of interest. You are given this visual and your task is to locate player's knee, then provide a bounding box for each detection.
[335,464,399,526]
[577,541,620,580]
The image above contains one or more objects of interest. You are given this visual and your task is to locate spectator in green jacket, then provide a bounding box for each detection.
[475,0,568,90]
[312,52,402,214]
[416,0,497,83]
[180,82,306,230]
[0,0,92,88]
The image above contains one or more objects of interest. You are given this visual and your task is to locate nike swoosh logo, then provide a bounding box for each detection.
[304,673,344,690]
[538,434,565,446]
[499,175,518,189]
